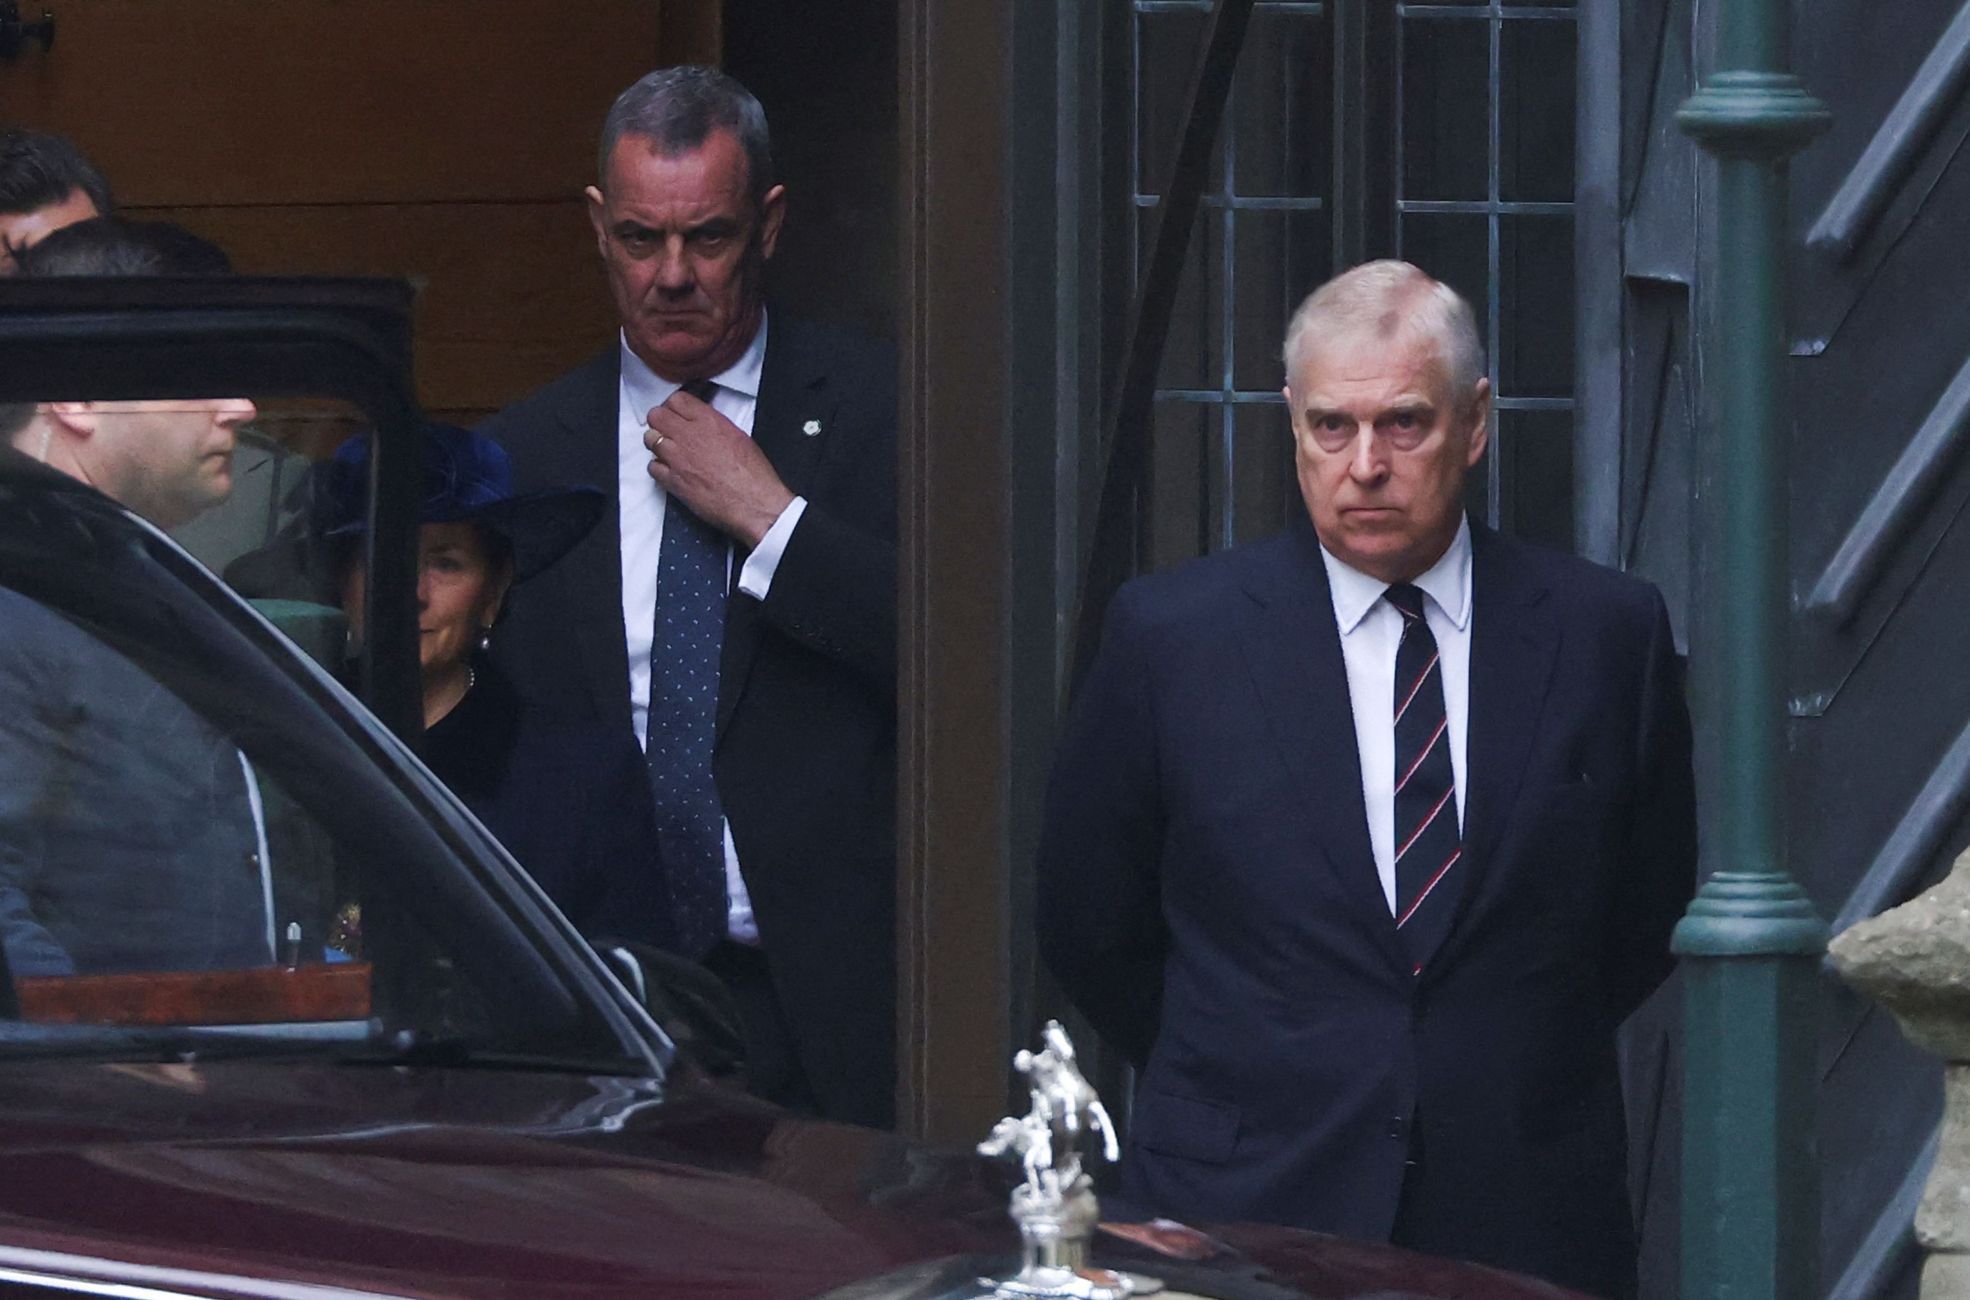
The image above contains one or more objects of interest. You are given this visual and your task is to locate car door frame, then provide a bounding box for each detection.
[0,274,673,1075]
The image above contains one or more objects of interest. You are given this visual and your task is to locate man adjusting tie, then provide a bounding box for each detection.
[484,67,897,1127]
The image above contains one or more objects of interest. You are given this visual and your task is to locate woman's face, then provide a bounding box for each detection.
[341,521,511,678]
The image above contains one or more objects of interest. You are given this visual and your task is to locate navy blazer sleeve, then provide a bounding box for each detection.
[754,498,895,688]
[1607,587,1697,1022]
[1036,582,1171,1069]
[749,336,897,689]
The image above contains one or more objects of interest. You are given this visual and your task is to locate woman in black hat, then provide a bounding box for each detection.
[319,426,673,953]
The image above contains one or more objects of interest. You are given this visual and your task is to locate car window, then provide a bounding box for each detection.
[172,398,357,605]
[0,403,654,1074]
[0,588,386,1018]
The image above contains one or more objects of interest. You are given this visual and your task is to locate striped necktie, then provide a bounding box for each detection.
[1386,582,1463,974]
[647,378,729,957]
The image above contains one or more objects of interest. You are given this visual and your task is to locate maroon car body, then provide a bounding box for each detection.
[0,1058,1579,1300]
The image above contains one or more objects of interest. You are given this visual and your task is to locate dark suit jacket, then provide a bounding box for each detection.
[0,588,271,978]
[423,659,674,952]
[480,317,897,1128]
[1037,518,1695,1297]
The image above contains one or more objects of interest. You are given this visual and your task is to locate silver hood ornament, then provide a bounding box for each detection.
[976,1021,1160,1300]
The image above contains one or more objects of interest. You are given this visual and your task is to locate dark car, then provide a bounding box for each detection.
[0,279,1581,1300]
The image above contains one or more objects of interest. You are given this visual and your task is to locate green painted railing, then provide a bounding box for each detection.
[1674,2,1831,1297]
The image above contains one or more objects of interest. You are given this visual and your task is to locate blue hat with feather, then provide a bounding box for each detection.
[313,424,604,581]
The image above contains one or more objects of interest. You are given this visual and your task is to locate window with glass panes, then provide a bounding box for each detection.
[1126,0,1577,566]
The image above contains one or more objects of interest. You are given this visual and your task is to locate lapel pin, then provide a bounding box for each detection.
[802,419,823,437]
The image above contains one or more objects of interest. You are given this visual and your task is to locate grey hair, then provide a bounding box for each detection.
[598,65,775,208]
[1281,260,1486,402]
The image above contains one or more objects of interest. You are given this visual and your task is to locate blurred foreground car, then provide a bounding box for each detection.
[0,279,1581,1300]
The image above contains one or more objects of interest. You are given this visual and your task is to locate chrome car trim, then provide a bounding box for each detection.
[0,1245,401,1299]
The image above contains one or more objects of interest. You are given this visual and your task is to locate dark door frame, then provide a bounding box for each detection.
[896,0,1015,1141]
[895,0,1262,1142]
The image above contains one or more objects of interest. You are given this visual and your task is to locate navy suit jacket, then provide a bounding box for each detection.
[480,317,897,1128]
[1037,518,1695,1297]
[0,588,270,978]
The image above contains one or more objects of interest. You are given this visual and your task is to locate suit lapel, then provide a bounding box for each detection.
[1430,526,1560,973]
[717,317,839,740]
[747,318,838,501]
[1237,525,1410,977]
[555,352,636,733]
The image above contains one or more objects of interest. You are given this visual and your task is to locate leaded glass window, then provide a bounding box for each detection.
[1124,0,1578,563]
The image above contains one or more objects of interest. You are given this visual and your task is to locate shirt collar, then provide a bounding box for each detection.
[618,308,770,414]
[1319,514,1473,635]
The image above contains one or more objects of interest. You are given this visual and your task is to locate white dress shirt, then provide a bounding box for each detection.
[617,313,807,944]
[1318,517,1473,913]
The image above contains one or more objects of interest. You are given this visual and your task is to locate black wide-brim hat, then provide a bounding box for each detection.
[314,424,604,581]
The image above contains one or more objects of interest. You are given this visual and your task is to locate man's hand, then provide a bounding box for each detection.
[644,390,795,548]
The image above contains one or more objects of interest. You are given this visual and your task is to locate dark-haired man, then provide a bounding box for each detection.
[18,213,231,278]
[3,219,251,527]
[483,66,897,1127]
[0,217,270,980]
[0,128,113,274]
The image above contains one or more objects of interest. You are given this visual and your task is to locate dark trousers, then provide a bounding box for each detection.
[702,940,817,1114]
[1390,1120,1636,1300]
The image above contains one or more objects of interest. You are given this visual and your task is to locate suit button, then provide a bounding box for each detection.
[1388,1114,1407,1140]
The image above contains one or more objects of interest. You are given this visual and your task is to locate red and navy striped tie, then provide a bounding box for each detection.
[1387,583,1462,974]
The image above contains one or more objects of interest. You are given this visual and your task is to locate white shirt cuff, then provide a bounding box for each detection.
[737,496,807,600]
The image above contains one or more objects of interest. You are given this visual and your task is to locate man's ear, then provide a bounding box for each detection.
[42,401,97,440]
[1464,377,1491,468]
[584,184,610,261]
[757,184,788,262]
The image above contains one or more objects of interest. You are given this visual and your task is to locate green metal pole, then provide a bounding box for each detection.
[1675,1,1831,1297]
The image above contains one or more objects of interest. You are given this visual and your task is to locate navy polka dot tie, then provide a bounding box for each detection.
[648,379,729,958]
[1387,582,1463,975]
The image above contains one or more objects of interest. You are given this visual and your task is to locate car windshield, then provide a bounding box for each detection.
[0,386,653,1074]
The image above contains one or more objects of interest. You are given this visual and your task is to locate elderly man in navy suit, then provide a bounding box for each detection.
[1038,260,1696,1297]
